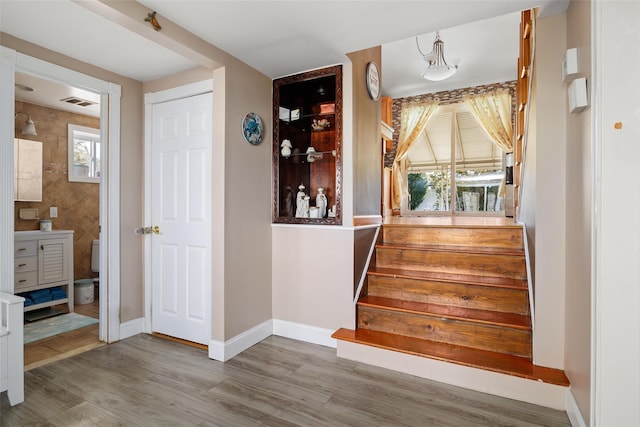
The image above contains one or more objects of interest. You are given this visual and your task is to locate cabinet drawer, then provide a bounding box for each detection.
[15,271,38,289]
[15,240,37,257]
[14,255,37,272]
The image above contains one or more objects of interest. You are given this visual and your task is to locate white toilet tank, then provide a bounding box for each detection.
[91,240,100,273]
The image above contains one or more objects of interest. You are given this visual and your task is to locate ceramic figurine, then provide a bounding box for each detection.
[295,184,306,218]
[316,187,327,218]
[281,139,292,157]
[302,196,310,218]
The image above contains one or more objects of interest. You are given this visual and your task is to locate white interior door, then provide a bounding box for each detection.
[150,92,212,345]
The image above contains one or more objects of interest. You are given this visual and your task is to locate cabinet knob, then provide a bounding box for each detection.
[18,263,26,267]
[18,279,26,283]
[18,247,26,251]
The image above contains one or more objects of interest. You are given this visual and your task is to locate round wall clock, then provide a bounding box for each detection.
[241,112,264,145]
[366,61,380,101]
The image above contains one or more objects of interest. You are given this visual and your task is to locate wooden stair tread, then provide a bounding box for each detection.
[376,242,524,256]
[358,296,531,330]
[332,328,569,387]
[368,267,528,290]
[382,222,522,230]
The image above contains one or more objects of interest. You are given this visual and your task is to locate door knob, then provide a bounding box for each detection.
[135,226,161,235]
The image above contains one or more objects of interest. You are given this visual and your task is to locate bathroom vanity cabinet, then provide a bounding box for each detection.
[14,230,74,313]
[272,65,342,224]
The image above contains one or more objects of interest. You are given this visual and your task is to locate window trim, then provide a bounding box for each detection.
[68,123,100,183]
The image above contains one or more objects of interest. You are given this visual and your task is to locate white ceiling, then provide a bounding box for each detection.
[1,0,569,114]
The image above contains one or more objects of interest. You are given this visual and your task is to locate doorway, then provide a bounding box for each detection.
[144,82,213,346]
[0,48,121,350]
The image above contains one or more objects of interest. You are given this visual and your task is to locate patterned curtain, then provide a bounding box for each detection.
[463,89,513,153]
[392,101,439,210]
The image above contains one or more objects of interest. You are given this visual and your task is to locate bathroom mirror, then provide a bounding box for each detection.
[68,124,100,183]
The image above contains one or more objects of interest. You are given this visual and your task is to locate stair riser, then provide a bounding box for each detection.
[375,248,527,280]
[358,306,532,358]
[383,226,523,248]
[367,275,530,315]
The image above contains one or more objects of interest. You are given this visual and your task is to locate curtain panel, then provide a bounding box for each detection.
[462,89,513,153]
[391,101,439,210]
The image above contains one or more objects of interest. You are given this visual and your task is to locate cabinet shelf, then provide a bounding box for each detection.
[273,65,343,225]
[15,281,68,294]
[24,298,69,313]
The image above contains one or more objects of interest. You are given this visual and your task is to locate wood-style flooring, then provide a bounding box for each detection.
[3,334,570,426]
[24,298,102,370]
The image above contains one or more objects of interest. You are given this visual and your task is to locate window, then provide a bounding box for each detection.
[68,124,100,183]
[403,103,505,215]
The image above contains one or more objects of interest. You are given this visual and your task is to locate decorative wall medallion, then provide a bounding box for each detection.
[242,112,264,145]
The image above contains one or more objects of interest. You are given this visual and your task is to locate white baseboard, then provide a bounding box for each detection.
[209,319,272,362]
[272,319,336,348]
[566,389,588,427]
[119,317,144,340]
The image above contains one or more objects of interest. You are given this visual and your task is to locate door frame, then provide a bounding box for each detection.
[143,80,214,335]
[0,47,122,343]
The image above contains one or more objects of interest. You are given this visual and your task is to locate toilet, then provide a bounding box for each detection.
[91,239,100,286]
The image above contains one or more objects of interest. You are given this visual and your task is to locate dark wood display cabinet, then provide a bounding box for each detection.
[272,65,342,224]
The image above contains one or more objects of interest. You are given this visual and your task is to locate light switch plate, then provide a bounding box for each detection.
[50,207,58,218]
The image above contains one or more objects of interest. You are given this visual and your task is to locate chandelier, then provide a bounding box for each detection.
[416,32,458,82]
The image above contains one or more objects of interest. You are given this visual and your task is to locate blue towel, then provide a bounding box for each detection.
[32,296,52,304]
[30,289,51,298]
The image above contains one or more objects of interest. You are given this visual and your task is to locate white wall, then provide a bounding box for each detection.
[531,13,568,369]
[272,225,355,336]
[592,1,640,425]
[563,1,592,424]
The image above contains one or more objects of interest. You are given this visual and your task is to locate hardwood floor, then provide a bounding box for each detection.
[3,334,570,426]
[24,297,102,370]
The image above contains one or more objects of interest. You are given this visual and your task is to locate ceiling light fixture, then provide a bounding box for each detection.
[416,32,458,82]
[14,111,37,136]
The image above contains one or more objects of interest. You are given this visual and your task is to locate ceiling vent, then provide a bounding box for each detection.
[60,96,97,107]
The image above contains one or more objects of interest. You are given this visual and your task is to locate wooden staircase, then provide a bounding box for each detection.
[333,221,569,386]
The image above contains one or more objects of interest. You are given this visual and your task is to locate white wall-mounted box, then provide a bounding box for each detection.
[568,77,588,113]
[563,48,578,82]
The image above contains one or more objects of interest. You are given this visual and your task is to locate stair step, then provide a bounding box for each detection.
[332,328,569,387]
[357,297,531,357]
[377,242,524,256]
[368,267,528,289]
[358,296,531,329]
[383,224,523,249]
[367,268,529,314]
[375,245,527,280]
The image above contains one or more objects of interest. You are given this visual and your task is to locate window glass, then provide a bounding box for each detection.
[68,124,100,183]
